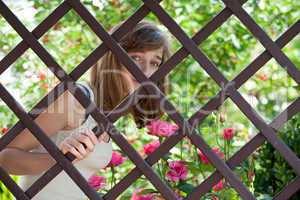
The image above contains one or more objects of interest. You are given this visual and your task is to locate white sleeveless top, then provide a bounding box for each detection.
[17,83,113,200]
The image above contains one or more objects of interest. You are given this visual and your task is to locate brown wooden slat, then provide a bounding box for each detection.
[228,87,300,174]
[187,97,300,199]
[144,0,300,191]
[68,82,181,199]
[67,1,180,199]
[189,20,300,126]
[0,1,161,197]
[0,0,153,152]
[0,83,103,200]
[0,0,299,199]
[0,0,71,74]
[221,0,300,85]
[141,0,256,199]
[273,177,300,200]
[0,167,30,200]
[142,0,300,199]
[0,1,70,82]
[0,82,68,151]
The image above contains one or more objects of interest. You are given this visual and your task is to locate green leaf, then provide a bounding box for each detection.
[177,182,195,194]
[138,188,157,195]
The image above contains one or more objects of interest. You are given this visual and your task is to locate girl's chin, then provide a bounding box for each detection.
[128,83,139,94]
[130,78,139,86]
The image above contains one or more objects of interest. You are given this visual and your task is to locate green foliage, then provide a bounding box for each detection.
[254,114,300,199]
[0,0,299,199]
[0,176,19,200]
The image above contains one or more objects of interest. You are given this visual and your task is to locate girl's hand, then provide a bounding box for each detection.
[59,129,99,163]
[99,131,111,143]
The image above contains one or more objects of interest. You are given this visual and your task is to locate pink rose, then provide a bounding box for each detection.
[87,175,106,191]
[166,161,188,182]
[223,127,235,140]
[109,151,126,167]
[212,180,223,192]
[131,189,155,200]
[146,120,179,137]
[197,147,224,164]
[144,140,160,155]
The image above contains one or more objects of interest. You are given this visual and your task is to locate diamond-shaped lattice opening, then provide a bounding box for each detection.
[83,0,143,32]
[0,48,59,113]
[113,112,180,155]
[227,154,257,199]
[140,12,182,56]
[195,98,259,161]
[96,147,134,197]
[199,15,265,80]
[143,12,184,54]
[242,0,300,41]
[113,114,147,156]
[117,174,172,200]
[152,136,218,198]
[0,16,22,61]
[165,54,220,119]
[238,58,299,124]
[1,0,42,32]
[212,172,252,199]
[38,9,102,74]
[282,35,300,71]
[160,0,225,38]
[202,178,242,200]
[252,113,300,199]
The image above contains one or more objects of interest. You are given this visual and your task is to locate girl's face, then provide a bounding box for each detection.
[122,47,163,92]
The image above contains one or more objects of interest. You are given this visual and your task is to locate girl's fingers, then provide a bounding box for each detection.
[84,129,99,146]
[67,137,88,157]
[62,143,83,160]
[59,131,100,162]
[76,134,95,153]
[99,131,110,143]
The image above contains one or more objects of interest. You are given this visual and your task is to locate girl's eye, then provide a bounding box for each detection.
[151,62,160,67]
[131,55,141,62]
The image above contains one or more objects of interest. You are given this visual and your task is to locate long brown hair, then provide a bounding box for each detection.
[89,20,171,128]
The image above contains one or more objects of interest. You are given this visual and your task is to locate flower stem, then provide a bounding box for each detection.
[157,160,163,180]
[180,139,183,160]
[216,113,221,148]
[224,138,227,161]
[110,166,115,189]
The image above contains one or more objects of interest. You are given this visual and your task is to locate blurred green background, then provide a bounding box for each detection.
[0,0,299,199]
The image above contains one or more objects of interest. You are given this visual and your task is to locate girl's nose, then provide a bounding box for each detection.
[144,68,152,78]
[144,63,155,78]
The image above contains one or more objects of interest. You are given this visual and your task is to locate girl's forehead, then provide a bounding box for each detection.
[128,47,163,55]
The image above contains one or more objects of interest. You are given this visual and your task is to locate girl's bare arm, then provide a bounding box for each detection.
[0,90,86,175]
[0,149,57,175]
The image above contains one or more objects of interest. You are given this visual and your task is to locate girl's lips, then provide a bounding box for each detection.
[132,79,139,84]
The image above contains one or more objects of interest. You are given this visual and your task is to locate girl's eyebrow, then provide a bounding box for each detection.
[129,52,162,60]
[155,55,162,60]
